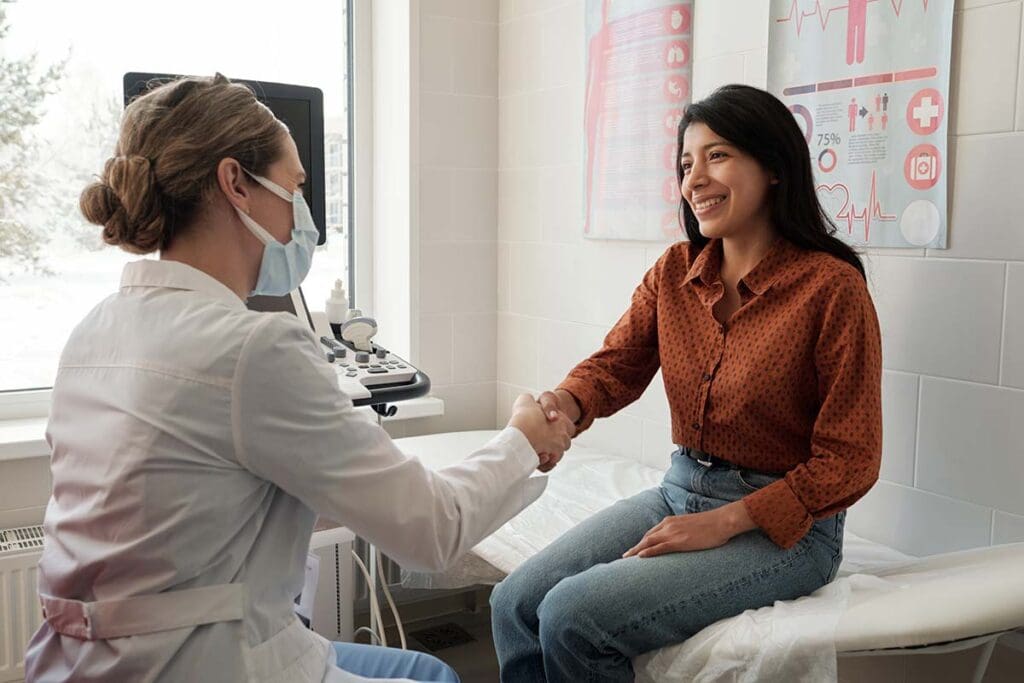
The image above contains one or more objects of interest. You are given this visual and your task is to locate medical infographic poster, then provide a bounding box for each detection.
[768,1,953,248]
[584,0,692,241]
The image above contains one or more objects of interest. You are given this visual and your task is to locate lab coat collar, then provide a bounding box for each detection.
[120,259,246,309]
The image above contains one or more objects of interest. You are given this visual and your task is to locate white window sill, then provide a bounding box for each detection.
[0,418,51,462]
[0,396,445,463]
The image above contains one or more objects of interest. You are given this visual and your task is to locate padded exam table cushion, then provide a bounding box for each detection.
[394,430,1024,656]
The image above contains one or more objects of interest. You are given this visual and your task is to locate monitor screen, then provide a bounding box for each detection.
[122,73,326,246]
[246,290,317,332]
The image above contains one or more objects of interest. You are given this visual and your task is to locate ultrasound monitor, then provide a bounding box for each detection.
[247,290,317,332]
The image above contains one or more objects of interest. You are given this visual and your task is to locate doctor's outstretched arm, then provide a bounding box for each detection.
[232,315,572,573]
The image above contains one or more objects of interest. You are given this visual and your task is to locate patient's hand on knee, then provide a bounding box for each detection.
[507,393,574,471]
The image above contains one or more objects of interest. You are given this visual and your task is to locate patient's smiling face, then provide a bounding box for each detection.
[679,122,775,241]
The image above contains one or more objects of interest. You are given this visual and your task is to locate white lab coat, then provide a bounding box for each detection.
[25,260,546,682]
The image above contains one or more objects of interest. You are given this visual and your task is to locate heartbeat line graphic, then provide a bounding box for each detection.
[775,0,930,36]
[820,172,896,242]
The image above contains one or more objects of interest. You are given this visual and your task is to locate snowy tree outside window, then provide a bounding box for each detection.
[0,0,352,393]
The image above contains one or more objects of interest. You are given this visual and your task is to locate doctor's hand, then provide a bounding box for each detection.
[622,501,757,558]
[537,390,582,429]
[507,393,574,470]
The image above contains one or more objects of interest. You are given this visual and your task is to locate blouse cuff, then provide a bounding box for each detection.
[742,479,813,549]
[556,378,601,434]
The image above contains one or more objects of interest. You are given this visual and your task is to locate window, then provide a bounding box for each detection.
[328,170,342,197]
[0,0,355,395]
[327,199,343,230]
[327,139,343,167]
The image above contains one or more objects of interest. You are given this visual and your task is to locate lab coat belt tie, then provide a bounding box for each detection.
[39,583,245,640]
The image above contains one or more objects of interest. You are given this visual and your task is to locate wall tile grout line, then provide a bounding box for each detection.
[998,264,1010,385]
[912,374,923,489]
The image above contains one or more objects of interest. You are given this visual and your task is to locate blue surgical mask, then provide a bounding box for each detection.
[236,171,319,297]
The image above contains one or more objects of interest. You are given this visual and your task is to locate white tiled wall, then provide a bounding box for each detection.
[994,510,1024,544]
[879,370,918,487]
[868,256,1004,383]
[400,0,502,438]
[496,0,770,466]
[851,0,1024,555]
[849,480,994,557]
[0,457,50,530]
[948,2,1021,137]
[1005,264,1024,389]
[495,0,1024,559]
[496,0,679,466]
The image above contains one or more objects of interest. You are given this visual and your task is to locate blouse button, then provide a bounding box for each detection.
[691,422,700,430]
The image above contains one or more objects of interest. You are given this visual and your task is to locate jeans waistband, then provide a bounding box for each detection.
[679,446,739,469]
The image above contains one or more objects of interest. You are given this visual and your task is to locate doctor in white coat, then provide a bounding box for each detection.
[24,74,574,682]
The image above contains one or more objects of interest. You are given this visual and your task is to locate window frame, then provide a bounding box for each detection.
[350,0,373,316]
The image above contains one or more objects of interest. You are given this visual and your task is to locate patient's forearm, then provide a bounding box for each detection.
[552,389,582,424]
[719,500,758,537]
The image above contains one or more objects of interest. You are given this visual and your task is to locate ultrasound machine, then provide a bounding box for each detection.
[123,73,430,411]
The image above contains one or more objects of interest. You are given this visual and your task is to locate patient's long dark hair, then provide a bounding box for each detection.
[675,84,865,279]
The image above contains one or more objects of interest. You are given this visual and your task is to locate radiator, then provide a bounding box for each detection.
[0,525,44,683]
[307,525,356,643]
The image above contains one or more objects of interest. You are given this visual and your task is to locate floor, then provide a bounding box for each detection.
[380,605,499,682]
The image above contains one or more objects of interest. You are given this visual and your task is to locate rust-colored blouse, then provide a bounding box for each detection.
[558,238,882,549]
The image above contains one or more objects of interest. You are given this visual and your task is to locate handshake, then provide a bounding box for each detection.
[507,390,582,473]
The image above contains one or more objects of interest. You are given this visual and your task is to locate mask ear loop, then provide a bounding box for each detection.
[236,208,276,246]
[242,168,295,203]
[237,168,299,246]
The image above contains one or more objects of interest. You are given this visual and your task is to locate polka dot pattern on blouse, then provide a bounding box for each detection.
[558,238,883,549]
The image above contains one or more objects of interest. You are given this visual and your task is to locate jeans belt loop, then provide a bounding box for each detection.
[683,446,716,468]
[691,448,714,467]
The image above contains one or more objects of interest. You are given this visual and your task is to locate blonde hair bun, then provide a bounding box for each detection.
[81,155,165,254]
[79,74,285,254]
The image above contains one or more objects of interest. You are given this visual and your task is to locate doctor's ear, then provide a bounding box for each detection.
[216,158,252,213]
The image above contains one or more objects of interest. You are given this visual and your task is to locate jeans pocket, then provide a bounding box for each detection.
[812,513,845,583]
[827,547,843,582]
[734,468,781,493]
[828,513,846,581]
[833,511,847,543]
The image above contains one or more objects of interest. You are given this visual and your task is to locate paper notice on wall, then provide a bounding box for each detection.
[768,0,954,248]
[584,0,693,241]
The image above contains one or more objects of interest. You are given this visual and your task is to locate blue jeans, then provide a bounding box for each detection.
[490,448,845,682]
[332,641,460,681]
